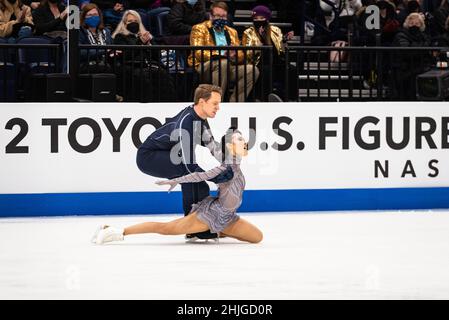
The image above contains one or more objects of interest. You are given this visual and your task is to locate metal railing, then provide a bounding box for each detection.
[78,44,272,103]
[286,46,449,101]
[3,42,449,103]
[0,43,63,102]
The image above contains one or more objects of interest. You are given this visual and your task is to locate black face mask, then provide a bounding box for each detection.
[409,26,420,34]
[126,22,139,34]
[253,20,268,30]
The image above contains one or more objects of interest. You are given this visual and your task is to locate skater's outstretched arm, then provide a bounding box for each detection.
[156,165,230,192]
[202,120,222,162]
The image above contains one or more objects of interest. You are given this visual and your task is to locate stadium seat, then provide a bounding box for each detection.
[135,10,150,32]
[17,36,58,74]
[0,38,16,101]
[0,63,16,101]
[152,9,171,39]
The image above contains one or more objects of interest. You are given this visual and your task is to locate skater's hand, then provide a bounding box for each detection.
[208,166,233,184]
[155,180,178,192]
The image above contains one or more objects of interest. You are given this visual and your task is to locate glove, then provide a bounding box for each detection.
[208,166,234,184]
[155,180,178,193]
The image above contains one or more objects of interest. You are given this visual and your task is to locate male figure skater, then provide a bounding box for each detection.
[136,84,233,241]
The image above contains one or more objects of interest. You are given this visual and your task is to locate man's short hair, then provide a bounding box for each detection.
[210,1,229,13]
[194,84,223,104]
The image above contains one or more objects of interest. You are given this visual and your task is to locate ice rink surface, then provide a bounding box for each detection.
[1,210,449,300]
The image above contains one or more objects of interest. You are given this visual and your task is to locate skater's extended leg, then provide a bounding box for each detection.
[123,213,209,236]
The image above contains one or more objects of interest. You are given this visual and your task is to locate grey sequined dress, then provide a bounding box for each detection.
[168,162,245,233]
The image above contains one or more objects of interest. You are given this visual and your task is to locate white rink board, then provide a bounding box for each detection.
[1,102,449,194]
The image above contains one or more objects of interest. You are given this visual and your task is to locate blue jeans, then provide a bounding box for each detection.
[6,26,33,43]
[17,26,33,39]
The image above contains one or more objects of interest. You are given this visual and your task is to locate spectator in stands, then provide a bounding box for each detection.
[393,11,430,45]
[167,0,207,37]
[432,15,449,63]
[422,0,443,13]
[91,0,127,29]
[189,1,259,102]
[112,9,152,44]
[242,5,296,101]
[356,1,400,89]
[320,0,362,48]
[79,3,113,73]
[397,0,422,24]
[391,12,432,99]
[432,0,449,35]
[79,3,124,101]
[320,0,363,27]
[112,9,176,101]
[378,0,401,43]
[32,0,67,38]
[430,14,449,68]
[0,0,34,41]
[357,0,400,46]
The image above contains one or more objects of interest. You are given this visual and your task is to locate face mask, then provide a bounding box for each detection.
[85,16,100,28]
[212,18,228,29]
[253,20,268,30]
[409,26,420,34]
[126,22,139,34]
[187,0,198,6]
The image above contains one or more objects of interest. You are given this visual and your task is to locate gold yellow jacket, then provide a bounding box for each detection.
[242,25,284,65]
[0,2,33,38]
[188,20,244,68]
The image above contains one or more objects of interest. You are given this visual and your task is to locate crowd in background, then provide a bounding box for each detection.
[1,0,449,102]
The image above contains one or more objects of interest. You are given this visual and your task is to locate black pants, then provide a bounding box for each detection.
[256,63,298,101]
[136,148,216,238]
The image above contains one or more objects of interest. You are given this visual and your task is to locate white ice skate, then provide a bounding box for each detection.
[94,226,124,245]
[91,225,106,244]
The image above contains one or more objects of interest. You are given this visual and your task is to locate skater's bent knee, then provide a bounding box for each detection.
[250,231,263,244]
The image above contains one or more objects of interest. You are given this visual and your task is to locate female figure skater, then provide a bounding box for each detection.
[92,128,263,244]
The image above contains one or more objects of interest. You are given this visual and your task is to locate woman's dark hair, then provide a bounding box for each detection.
[221,127,241,162]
